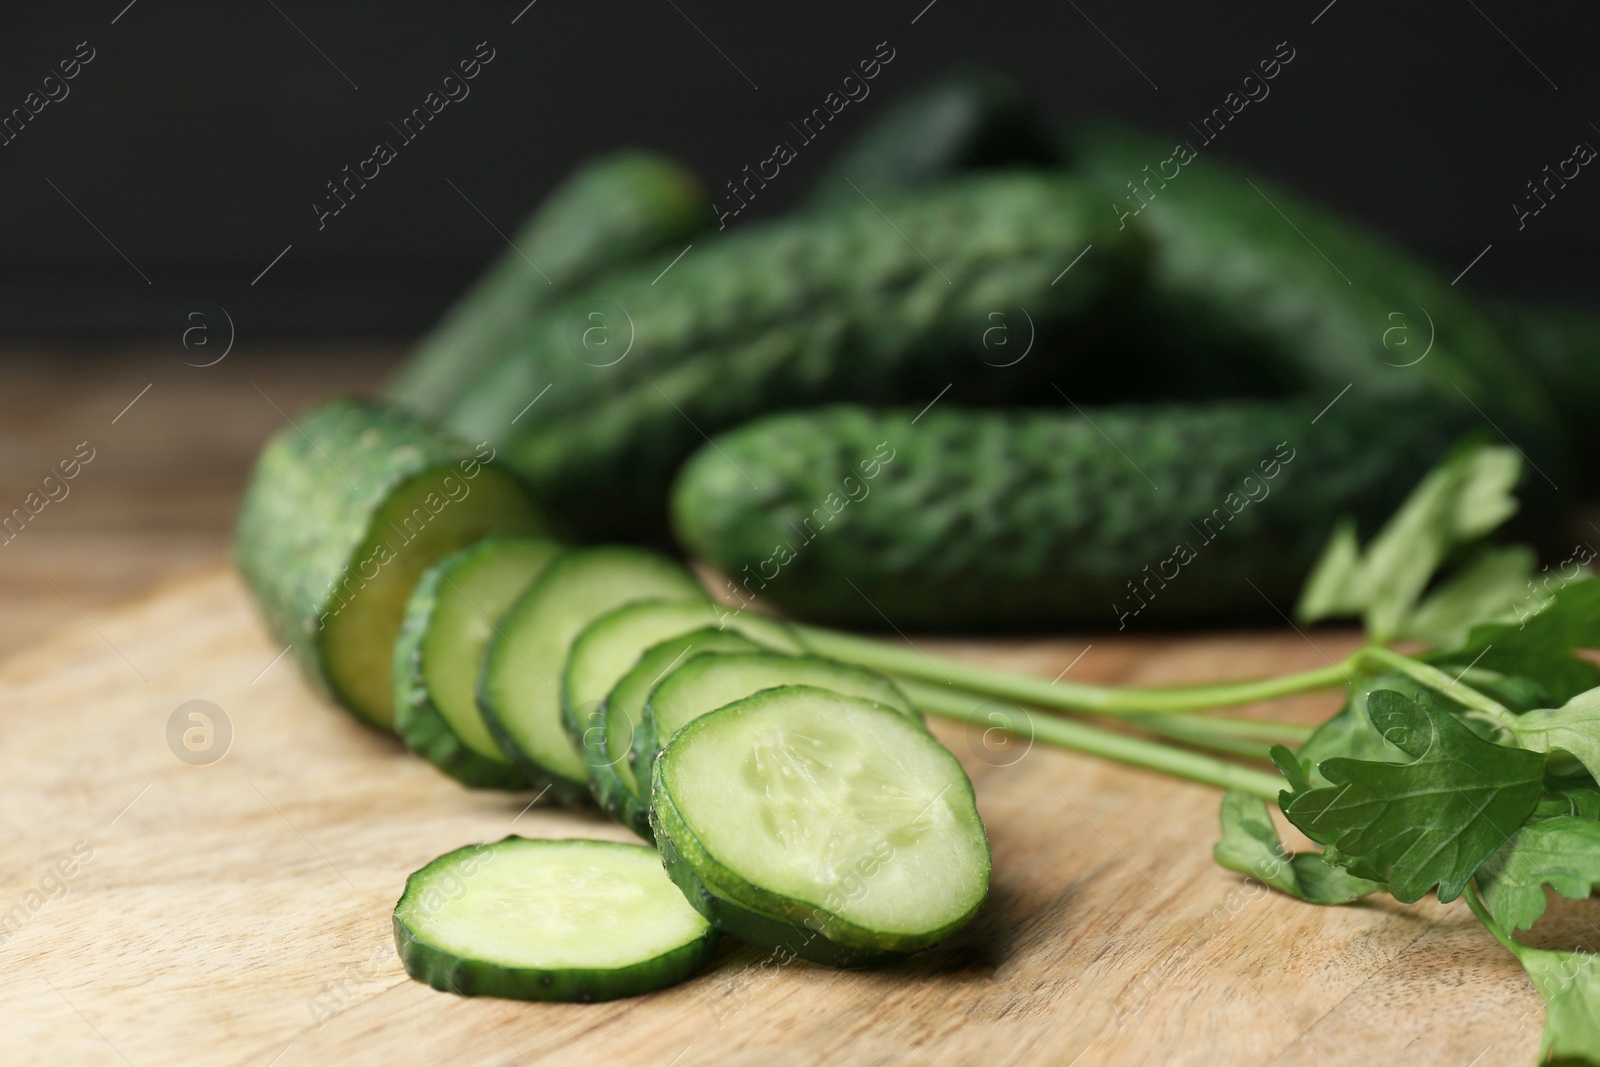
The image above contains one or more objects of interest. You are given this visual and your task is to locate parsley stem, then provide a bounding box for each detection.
[1354,646,1517,729]
[902,681,1288,799]
[796,624,1354,715]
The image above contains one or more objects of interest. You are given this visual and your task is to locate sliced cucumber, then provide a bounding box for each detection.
[594,629,763,836]
[633,651,921,790]
[394,537,562,788]
[562,600,805,775]
[478,547,705,801]
[394,836,717,1002]
[235,398,547,728]
[651,686,989,966]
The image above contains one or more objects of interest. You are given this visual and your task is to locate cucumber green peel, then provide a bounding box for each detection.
[593,628,764,836]
[393,536,562,788]
[651,686,989,966]
[478,546,706,801]
[393,836,716,1002]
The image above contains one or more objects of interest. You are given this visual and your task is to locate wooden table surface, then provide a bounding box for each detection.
[0,350,1565,1066]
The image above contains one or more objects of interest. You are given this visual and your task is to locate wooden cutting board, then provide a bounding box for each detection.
[0,565,1558,1067]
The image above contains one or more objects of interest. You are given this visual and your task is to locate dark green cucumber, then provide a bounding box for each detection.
[393,836,716,1001]
[671,400,1477,630]
[633,650,920,790]
[386,151,711,418]
[235,398,546,727]
[478,547,705,801]
[440,172,1143,543]
[393,537,562,788]
[1063,123,1559,438]
[805,65,1056,207]
[650,686,989,967]
[592,629,765,836]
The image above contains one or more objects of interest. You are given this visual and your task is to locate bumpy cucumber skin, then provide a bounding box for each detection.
[476,546,705,804]
[805,65,1056,207]
[589,631,761,839]
[386,151,712,418]
[393,538,560,790]
[442,172,1143,543]
[672,401,1476,630]
[1064,124,1560,440]
[393,836,718,1002]
[234,398,543,724]
[649,688,988,967]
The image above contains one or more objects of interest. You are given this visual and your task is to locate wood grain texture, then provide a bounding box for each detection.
[0,565,1552,1067]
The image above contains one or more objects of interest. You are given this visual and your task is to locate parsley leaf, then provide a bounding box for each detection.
[1429,578,1600,706]
[1478,816,1600,933]
[1512,687,1600,782]
[1468,891,1600,1065]
[1295,443,1521,642]
[1519,947,1600,1064]
[1215,791,1381,904]
[1279,690,1546,902]
[1399,544,1537,646]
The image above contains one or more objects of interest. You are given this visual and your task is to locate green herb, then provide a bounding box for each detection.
[1468,890,1600,1064]
[1214,790,1380,904]
[1478,815,1600,933]
[1294,443,1521,641]
[1276,691,1546,901]
[1511,687,1600,782]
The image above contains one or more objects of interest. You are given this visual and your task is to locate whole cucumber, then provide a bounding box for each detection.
[386,151,712,418]
[671,400,1476,630]
[1064,124,1562,440]
[443,172,1144,543]
[805,65,1056,207]
[235,398,546,727]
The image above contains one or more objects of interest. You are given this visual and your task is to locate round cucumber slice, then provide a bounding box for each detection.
[562,599,733,760]
[394,836,717,1002]
[394,537,562,788]
[563,601,806,817]
[651,686,988,966]
[477,547,705,801]
[633,651,921,790]
[591,629,763,836]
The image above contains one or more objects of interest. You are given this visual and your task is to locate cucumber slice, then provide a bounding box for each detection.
[478,547,705,801]
[235,398,546,728]
[394,537,562,788]
[562,599,806,774]
[594,629,762,836]
[650,686,989,966]
[633,651,921,791]
[394,836,717,1002]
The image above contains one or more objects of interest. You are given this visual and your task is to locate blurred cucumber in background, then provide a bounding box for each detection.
[380,66,1592,631]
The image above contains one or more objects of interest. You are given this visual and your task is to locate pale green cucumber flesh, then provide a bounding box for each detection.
[394,836,716,1001]
[593,629,762,835]
[322,467,543,727]
[634,651,921,789]
[651,686,988,963]
[562,599,724,758]
[393,537,562,787]
[478,547,704,791]
[426,539,564,759]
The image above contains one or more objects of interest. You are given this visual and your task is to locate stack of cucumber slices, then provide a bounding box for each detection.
[390,539,989,998]
[237,402,989,1000]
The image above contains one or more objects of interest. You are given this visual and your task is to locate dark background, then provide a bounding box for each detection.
[1,0,1594,338]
